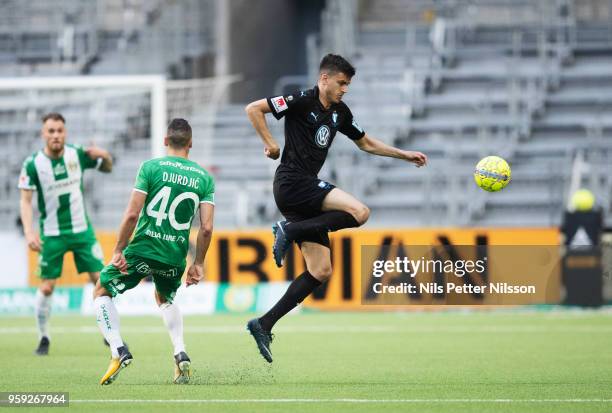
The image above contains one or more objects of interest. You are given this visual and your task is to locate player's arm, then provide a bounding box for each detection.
[245,98,281,160]
[85,144,113,172]
[186,203,214,286]
[110,190,147,273]
[19,189,41,251]
[353,133,427,167]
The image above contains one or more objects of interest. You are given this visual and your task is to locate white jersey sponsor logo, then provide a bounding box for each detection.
[315,125,331,148]
[53,163,66,176]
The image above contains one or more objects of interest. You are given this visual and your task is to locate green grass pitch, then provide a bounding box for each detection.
[1,310,611,413]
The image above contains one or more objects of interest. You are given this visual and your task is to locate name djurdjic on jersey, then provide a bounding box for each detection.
[162,172,199,190]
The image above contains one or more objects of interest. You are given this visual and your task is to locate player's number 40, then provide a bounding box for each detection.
[146,186,199,230]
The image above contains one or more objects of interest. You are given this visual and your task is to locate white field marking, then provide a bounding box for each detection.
[1,325,612,334]
[69,398,612,404]
[388,308,612,318]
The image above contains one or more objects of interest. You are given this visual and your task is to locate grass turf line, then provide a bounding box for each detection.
[0,311,611,413]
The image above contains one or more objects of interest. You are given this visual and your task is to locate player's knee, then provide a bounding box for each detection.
[351,204,370,225]
[93,280,110,298]
[155,290,167,306]
[89,272,100,283]
[40,283,54,296]
[310,265,332,282]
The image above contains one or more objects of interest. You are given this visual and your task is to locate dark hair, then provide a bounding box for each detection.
[319,54,356,78]
[42,112,65,124]
[167,118,192,148]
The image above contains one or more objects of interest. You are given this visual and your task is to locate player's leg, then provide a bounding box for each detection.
[261,241,330,329]
[249,241,330,362]
[283,188,369,240]
[95,258,143,385]
[71,235,111,346]
[153,268,190,384]
[273,186,368,266]
[34,279,56,355]
[321,187,371,223]
[93,279,126,358]
[34,235,65,355]
[156,291,186,356]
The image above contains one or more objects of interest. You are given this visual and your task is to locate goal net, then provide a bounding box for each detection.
[0,75,238,230]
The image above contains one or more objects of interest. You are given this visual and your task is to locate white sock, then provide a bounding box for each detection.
[95,296,124,358]
[35,290,51,340]
[160,302,185,355]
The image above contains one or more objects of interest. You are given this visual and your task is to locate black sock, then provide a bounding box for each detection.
[259,271,322,332]
[284,211,359,241]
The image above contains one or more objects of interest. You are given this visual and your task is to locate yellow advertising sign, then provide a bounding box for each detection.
[27,228,561,307]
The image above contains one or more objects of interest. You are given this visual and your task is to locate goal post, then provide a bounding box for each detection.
[0,75,168,159]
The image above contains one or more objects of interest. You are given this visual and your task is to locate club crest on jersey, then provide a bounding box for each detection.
[271,96,288,113]
[332,111,338,126]
[315,125,331,148]
[67,161,78,172]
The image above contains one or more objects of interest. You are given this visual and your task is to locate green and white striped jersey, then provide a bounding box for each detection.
[18,144,100,237]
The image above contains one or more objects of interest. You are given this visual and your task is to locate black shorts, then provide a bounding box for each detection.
[273,168,336,247]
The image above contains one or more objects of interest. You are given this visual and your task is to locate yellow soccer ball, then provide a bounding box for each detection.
[571,189,595,211]
[474,156,511,192]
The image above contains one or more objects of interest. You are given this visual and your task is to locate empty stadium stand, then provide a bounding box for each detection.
[0,0,610,231]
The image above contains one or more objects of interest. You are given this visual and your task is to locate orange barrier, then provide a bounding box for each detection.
[28,228,561,307]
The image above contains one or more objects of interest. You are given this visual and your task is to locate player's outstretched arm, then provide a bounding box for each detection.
[186,203,214,286]
[19,189,41,251]
[353,133,427,167]
[110,190,146,273]
[85,144,113,172]
[245,99,280,160]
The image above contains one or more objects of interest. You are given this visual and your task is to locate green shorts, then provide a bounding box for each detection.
[99,252,185,303]
[39,230,104,279]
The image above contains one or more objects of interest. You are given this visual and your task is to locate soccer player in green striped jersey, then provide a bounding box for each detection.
[19,112,113,356]
[94,119,215,385]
